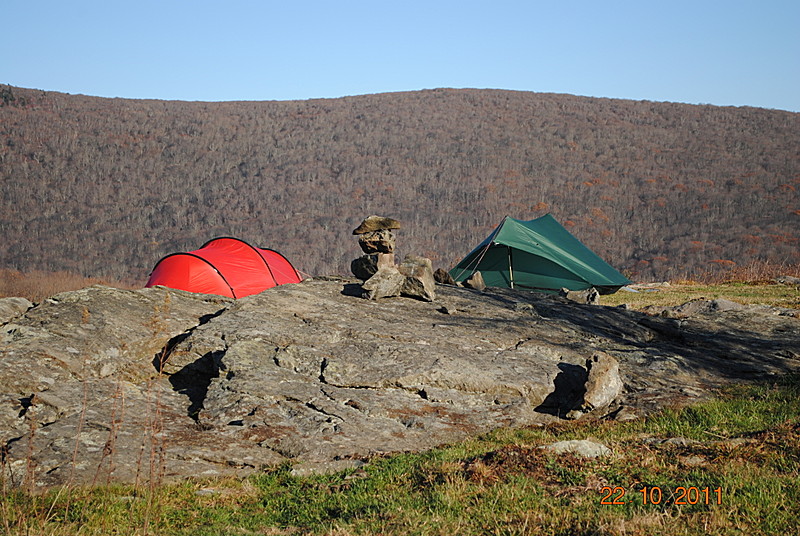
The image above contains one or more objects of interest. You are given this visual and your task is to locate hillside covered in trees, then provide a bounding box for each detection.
[1,85,798,285]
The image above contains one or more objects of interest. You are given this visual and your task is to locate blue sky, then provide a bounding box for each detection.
[4,1,799,111]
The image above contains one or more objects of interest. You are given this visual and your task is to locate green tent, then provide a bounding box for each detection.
[449,214,631,294]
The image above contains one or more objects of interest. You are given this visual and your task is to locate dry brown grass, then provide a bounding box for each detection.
[0,269,137,302]
[690,260,800,285]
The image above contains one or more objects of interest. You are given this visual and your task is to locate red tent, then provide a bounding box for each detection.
[145,237,302,298]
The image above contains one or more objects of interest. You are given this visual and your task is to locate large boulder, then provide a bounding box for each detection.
[2,281,799,489]
[361,267,407,300]
[360,255,436,301]
[398,255,436,301]
[581,352,623,412]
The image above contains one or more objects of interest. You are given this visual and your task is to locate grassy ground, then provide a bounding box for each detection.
[600,281,800,311]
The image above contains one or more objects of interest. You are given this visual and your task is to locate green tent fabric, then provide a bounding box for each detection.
[449,214,631,294]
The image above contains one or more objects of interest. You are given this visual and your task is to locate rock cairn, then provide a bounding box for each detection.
[351,216,436,301]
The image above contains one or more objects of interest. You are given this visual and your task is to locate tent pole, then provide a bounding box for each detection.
[508,246,515,289]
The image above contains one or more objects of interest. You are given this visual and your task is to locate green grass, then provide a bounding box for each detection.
[600,281,800,311]
[3,374,798,535]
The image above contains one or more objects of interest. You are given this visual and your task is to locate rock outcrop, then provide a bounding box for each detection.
[1,280,798,489]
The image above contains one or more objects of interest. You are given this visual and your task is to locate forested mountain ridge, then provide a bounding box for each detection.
[1,85,798,284]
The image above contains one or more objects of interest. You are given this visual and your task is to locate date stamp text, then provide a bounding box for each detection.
[600,486,722,505]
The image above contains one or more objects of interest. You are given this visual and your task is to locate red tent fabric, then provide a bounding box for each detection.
[145,237,302,298]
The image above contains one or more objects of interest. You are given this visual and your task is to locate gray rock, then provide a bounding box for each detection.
[360,255,436,301]
[398,255,436,301]
[560,287,599,305]
[670,298,746,317]
[361,267,407,300]
[0,285,230,429]
[610,406,639,421]
[0,297,33,325]
[177,282,563,466]
[679,455,706,467]
[710,298,748,312]
[0,285,269,489]
[464,271,486,291]
[581,352,623,411]
[540,439,612,458]
[565,409,585,420]
[664,437,699,446]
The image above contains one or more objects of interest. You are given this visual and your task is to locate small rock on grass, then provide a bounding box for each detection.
[539,439,612,458]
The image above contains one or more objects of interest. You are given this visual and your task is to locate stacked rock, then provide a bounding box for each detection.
[350,216,400,280]
[351,216,436,301]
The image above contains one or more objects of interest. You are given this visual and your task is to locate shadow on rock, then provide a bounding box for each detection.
[168,351,223,420]
[534,362,587,418]
[341,283,365,298]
